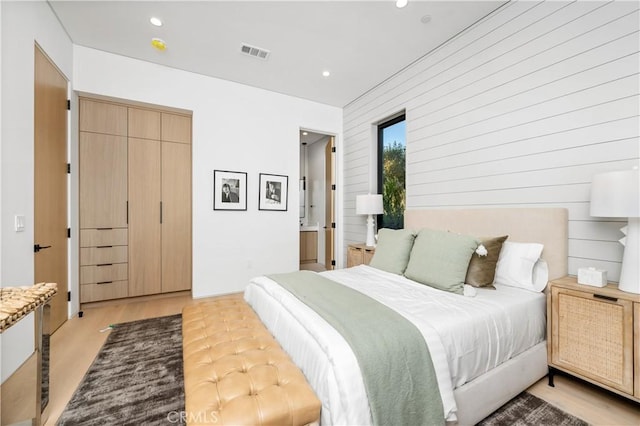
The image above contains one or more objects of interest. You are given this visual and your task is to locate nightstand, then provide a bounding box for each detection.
[547,276,640,403]
[347,243,375,267]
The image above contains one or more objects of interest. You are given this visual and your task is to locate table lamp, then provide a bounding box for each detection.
[356,194,383,247]
[590,167,640,294]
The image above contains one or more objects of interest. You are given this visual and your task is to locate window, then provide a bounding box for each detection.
[377,114,406,229]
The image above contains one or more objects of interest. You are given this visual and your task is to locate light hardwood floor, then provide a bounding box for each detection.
[299,262,327,272]
[43,293,640,425]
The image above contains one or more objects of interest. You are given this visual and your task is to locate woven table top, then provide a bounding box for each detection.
[0,282,57,333]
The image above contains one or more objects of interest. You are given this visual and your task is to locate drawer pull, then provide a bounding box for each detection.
[96,263,113,267]
[96,281,113,285]
[96,228,113,230]
[593,294,617,302]
[96,245,113,249]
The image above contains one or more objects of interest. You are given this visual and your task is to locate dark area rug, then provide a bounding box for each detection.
[57,315,586,426]
[477,391,589,426]
[56,314,184,425]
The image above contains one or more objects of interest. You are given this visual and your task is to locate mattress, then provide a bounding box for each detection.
[244,265,546,425]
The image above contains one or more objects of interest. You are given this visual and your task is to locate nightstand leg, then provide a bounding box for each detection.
[548,367,555,387]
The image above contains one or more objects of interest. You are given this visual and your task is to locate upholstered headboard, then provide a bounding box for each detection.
[404,208,568,280]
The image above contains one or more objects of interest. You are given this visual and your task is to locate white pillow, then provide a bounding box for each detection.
[494,241,544,291]
[532,258,549,292]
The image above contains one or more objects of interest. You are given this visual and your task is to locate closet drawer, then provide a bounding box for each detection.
[80,246,128,265]
[80,263,128,284]
[80,228,128,247]
[80,280,128,303]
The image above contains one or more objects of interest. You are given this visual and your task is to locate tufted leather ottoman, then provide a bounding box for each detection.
[182,297,321,426]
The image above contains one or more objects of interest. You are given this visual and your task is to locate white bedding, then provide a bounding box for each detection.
[244,265,546,425]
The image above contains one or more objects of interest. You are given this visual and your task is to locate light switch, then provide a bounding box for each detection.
[14,215,25,232]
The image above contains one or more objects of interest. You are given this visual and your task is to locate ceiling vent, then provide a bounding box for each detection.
[240,43,270,60]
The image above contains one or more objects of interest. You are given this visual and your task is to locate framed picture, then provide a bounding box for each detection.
[258,173,288,211]
[213,170,247,211]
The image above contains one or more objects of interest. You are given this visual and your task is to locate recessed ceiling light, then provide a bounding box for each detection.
[396,0,408,8]
[150,17,163,27]
[322,70,331,77]
[151,38,167,51]
[302,131,308,136]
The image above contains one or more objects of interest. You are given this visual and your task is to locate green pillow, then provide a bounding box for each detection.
[404,228,479,294]
[369,228,416,275]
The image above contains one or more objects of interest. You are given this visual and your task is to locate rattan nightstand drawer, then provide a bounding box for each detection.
[347,244,375,267]
[548,277,639,402]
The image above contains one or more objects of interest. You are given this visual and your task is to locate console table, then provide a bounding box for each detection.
[0,282,57,425]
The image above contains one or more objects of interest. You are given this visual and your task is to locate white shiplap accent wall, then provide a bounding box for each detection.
[343,0,639,281]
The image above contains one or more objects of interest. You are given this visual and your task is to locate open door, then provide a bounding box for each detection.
[34,45,68,332]
[324,137,335,270]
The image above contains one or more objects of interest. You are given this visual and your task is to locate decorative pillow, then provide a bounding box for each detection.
[369,228,416,275]
[493,241,544,291]
[404,228,479,295]
[531,258,549,292]
[465,235,508,289]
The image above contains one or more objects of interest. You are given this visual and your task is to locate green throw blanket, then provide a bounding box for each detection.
[269,270,445,426]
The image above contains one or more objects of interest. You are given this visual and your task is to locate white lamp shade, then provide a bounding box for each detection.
[356,194,383,215]
[590,169,640,218]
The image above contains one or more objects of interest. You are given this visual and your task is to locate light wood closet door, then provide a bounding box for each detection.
[161,142,192,292]
[128,138,161,296]
[79,99,127,135]
[129,107,160,139]
[79,133,128,228]
[161,113,191,144]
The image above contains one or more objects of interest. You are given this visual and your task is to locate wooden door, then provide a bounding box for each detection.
[634,303,639,398]
[34,46,68,331]
[324,137,335,270]
[128,107,160,140]
[79,132,128,228]
[128,138,161,296]
[79,98,127,135]
[161,141,191,292]
[161,113,191,144]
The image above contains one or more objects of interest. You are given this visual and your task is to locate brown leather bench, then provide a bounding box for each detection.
[182,296,321,426]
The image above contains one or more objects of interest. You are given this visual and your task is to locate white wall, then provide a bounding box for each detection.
[343,0,639,280]
[73,46,342,298]
[1,0,73,382]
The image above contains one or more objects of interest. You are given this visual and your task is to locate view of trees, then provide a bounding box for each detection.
[382,140,405,229]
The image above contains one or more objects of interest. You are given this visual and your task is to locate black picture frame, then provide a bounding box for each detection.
[258,173,288,211]
[213,170,247,211]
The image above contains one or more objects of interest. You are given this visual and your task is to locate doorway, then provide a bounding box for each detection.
[34,45,68,332]
[299,130,335,271]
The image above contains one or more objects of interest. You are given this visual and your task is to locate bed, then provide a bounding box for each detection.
[244,208,568,425]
